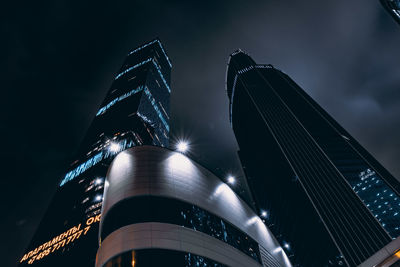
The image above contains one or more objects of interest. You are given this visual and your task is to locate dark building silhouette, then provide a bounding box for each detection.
[226,50,400,267]
[18,39,171,266]
[380,0,400,25]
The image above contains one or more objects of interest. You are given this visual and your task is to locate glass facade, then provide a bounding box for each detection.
[19,39,171,267]
[262,67,400,239]
[227,51,400,267]
[354,168,400,237]
[104,249,227,267]
[380,0,400,25]
[101,196,261,263]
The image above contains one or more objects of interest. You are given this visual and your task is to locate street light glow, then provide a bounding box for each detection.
[227,175,235,185]
[261,211,268,217]
[176,141,189,153]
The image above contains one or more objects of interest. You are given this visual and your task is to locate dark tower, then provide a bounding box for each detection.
[226,50,400,267]
[19,39,171,266]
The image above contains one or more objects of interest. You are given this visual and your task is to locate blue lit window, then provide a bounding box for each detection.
[96,86,144,116]
[115,59,152,80]
[127,39,172,68]
[151,60,171,93]
[60,152,104,186]
[113,58,170,94]
[355,168,400,238]
[128,40,158,55]
[137,112,153,125]
[143,87,169,132]
[59,138,135,187]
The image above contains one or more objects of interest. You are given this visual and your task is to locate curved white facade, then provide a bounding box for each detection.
[96,146,292,267]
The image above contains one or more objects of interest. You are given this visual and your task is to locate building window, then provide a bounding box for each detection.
[101,196,261,263]
[104,249,226,267]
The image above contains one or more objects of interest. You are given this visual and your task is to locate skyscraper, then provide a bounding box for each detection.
[226,50,400,267]
[380,0,400,25]
[18,39,171,266]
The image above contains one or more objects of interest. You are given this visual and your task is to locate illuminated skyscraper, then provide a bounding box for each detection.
[226,50,400,266]
[19,39,171,266]
[380,0,400,25]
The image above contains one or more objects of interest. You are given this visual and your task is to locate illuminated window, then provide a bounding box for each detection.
[151,60,171,93]
[115,59,152,80]
[96,86,144,116]
[60,138,135,187]
[85,202,102,213]
[143,87,169,132]
[85,184,94,192]
[127,39,172,68]
[354,168,400,237]
[60,151,104,186]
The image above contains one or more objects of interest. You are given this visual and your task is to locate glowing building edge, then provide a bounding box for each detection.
[127,39,172,68]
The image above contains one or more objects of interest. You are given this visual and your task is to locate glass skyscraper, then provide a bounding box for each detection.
[18,39,171,266]
[226,50,400,267]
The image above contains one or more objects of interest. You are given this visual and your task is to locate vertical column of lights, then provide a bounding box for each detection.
[143,87,169,132]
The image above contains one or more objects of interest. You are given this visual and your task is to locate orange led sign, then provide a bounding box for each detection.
[20,214,101,265]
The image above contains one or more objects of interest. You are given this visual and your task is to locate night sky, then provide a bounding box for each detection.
[2,0,400,266]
